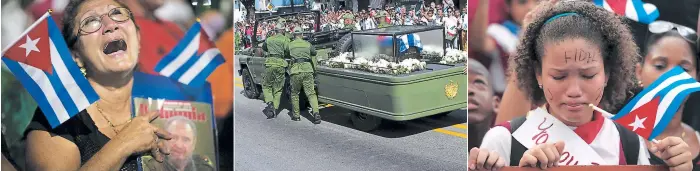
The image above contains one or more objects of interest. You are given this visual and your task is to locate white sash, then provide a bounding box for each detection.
[512,108,606,165]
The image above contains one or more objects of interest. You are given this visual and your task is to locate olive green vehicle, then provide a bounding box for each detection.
[237,12,467,131]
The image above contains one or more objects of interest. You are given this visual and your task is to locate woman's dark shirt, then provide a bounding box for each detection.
[24,109,139,171]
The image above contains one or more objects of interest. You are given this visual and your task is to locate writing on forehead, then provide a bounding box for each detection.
[564,49,596,64]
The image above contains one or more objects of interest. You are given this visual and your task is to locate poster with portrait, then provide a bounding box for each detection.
[130,72,218,171]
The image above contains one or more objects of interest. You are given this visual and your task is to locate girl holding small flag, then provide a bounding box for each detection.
[635,20,700,166]
[468,1,694,171]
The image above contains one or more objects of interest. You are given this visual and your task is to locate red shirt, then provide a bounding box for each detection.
[133,17,186,75]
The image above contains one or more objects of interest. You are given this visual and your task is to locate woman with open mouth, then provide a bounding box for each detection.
[22,0,183,170]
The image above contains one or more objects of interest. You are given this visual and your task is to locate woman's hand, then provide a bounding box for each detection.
[650,137,694,171]
[469,147,505,171]
[113,111,173,162]
[519,141,565,170]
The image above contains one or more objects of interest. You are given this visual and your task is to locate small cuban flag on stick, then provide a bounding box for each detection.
[593,0,660,24]
[154,19,226,87]
[1,11,100,128]
[589,66,700,143]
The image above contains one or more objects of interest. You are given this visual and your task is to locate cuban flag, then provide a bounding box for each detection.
[154,21,225,87]
[612,66,700,140]
[377,34,423,53]
[1,12,99,128]
[593,0,660,24]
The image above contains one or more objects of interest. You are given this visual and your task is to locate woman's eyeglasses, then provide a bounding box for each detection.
[648,20,697,44]
[78,7,132,34]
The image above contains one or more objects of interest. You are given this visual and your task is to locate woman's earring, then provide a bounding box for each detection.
[539,84,543,89]
[638,80,643,87]
[80,67,86,76]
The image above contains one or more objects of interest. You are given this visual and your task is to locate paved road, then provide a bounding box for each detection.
[233,56,468,171]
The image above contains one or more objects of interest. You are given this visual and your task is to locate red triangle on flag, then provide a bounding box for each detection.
[613,97,660,139]
[3,19,52,74]
[607,0,628,16]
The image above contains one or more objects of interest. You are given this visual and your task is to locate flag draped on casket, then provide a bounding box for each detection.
[593,0,659,24]
[1,12,99,128]
[377,34,423,53]
[612,66,700,140]
[154,21,225,87]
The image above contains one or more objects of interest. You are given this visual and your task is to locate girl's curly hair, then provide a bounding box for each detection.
[509,1,639,113]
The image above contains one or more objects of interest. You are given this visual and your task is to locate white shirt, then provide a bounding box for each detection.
[480,110,652,166]
[364,18,376,30]
[444,16,458,37]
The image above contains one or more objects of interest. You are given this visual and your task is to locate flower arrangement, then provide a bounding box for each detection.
[323,53,427,75]
[421,47,467,65]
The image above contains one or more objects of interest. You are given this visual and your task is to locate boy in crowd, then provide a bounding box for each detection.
[467,58,500,150]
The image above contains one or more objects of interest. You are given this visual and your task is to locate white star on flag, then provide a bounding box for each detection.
[19,35,41,57]
[628,115,647,131]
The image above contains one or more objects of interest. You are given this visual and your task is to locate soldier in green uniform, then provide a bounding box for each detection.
[288,30,321,123]
[262,18,291,119]
[342,13,356,31]
[375,11,392,28]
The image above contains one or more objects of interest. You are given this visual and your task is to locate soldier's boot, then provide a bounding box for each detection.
[312,112,322,124]
[264,102,276,119]
[291,113,301,121]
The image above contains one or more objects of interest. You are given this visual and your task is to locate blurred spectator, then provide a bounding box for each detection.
[467,0,506,25]
[28,0,69,27]
[469,0,538,96]
[467,58,500,150]
[155,0,195,30]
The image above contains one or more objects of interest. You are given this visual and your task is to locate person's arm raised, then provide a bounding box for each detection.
[468,0,496,55]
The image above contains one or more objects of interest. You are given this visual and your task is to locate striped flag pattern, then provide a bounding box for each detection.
[1,12,99,128]
[154,22,226,87]
[398,34,422,53]
[612,66,700,140]
[593,0,660,24]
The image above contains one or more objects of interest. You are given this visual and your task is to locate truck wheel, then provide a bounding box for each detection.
[332,34,352,56]
[350,112,382,132]
[242,68,261,99]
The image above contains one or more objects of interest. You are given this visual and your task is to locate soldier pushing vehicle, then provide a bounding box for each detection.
[262,18,291,119]
[289,30,322,124]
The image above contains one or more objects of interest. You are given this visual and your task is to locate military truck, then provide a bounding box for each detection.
[237,12,467,132]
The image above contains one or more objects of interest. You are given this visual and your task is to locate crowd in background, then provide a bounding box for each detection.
[234,1,468,51]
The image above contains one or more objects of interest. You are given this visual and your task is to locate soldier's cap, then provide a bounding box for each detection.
[293,30,305,36]
[342,13,355,20]
[275,23,286,30]
[374,11,386,18]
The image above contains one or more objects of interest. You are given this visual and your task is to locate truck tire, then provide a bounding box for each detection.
[350,112,382,132]
[242,68,261,99]
[332,34,352,56]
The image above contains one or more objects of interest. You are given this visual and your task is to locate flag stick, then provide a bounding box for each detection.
[1,11,52,56]
[587,104,660,144]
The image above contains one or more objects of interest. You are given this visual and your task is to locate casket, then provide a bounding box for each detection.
[316,26,466,122]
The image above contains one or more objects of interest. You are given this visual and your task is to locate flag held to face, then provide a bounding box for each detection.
[154,22,225,87]
[1,12,100,128]
[612,66,700,140]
